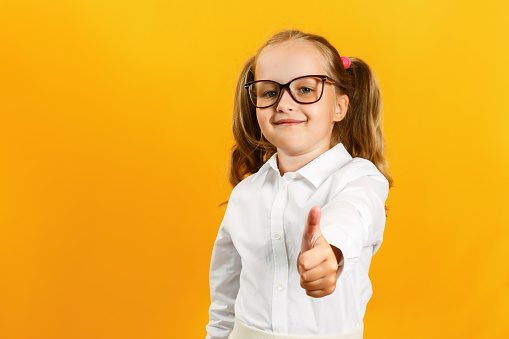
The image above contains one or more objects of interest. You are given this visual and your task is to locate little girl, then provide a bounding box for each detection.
[206,29,393,339]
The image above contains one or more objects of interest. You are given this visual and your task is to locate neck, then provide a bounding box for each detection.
[276,145,331,176]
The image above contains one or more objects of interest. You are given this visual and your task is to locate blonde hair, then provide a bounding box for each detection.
[226,29,394,211]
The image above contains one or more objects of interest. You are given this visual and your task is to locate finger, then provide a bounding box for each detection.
[301,206,322,253]
[298,240,331,270]
[306,206,321,230]
[304,286,336,298]
[300,274,336,291]
[299,257,338,280]
[299,263,329,281]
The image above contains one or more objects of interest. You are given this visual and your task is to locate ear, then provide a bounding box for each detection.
[333,94,349,122]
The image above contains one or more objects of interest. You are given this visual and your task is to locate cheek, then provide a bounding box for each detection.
[256,111,270,129]
[308,107,333,126]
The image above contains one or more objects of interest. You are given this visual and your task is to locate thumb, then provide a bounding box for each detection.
[301,206,322,253]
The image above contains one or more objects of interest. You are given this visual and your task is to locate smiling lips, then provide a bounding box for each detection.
[274,119,305,126]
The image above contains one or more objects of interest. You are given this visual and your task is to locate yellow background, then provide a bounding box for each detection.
[1,0,508,338]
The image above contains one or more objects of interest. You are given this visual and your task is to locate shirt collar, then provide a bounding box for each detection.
[297,143,352,188]
[252,143,352,188]
[251,152,279,181]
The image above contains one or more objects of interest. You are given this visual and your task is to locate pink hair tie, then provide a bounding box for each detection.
[341,56,351,69]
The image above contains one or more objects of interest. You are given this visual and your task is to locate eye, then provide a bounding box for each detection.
[263,90,278,98]
[299,86,314,94]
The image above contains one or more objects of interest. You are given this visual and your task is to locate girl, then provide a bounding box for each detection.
[206,29,393,339]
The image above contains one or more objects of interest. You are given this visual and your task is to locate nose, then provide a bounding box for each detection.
[276,87,296,111]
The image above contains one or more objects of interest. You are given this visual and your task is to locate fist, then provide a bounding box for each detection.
[298,206,343,298]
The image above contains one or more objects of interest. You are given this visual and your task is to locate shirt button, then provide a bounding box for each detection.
[280,182,286,189]
[275,233,281,240]
[277,284,284,291]
[291,173,297,179]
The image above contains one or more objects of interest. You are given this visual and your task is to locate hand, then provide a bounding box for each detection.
[298,206,342,298]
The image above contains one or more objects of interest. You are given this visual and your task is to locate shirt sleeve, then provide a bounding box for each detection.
[319,167,389,270]
[205,203,242,339]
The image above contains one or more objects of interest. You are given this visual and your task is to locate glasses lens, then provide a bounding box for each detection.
[289,76,323,103]
[249,81,280,108]
[248,76,324,107]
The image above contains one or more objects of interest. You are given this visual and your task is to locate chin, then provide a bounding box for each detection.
[276,144,307,155]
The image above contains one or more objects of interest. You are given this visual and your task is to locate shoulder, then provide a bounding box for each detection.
[228,167,271,203]
[341,157,386,179]
[323,158,389,217]
[329,157,389,190]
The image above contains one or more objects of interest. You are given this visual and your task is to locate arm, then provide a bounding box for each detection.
[297,168,388,298]
[205,205,242,339]
[320,171,389,269]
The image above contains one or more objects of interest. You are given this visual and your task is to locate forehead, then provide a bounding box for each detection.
[255,41,328,82]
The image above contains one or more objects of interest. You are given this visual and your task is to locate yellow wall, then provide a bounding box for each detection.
[1,0,508,338]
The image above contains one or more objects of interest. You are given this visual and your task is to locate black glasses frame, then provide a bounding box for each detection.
[244,74,348,108]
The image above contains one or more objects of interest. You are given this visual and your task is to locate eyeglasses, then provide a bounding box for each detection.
[244,75,347,108]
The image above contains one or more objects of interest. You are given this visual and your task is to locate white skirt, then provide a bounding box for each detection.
[228,318,364,339]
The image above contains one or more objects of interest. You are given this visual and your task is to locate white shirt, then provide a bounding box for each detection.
[206,143,389,338]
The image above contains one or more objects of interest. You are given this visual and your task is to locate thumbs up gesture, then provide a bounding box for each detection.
[298,206,344,298]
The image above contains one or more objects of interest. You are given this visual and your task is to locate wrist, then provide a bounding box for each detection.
[330,245,344,267]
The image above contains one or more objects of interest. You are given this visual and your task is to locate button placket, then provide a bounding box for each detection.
[271,175,290,333]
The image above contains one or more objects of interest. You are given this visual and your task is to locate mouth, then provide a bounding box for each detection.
[274,119,305,126]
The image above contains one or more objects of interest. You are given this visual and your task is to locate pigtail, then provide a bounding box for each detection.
[332,57,394,212]
[228,56,276,188]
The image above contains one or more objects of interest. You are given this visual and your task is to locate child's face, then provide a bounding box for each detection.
[254,41,348,157]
